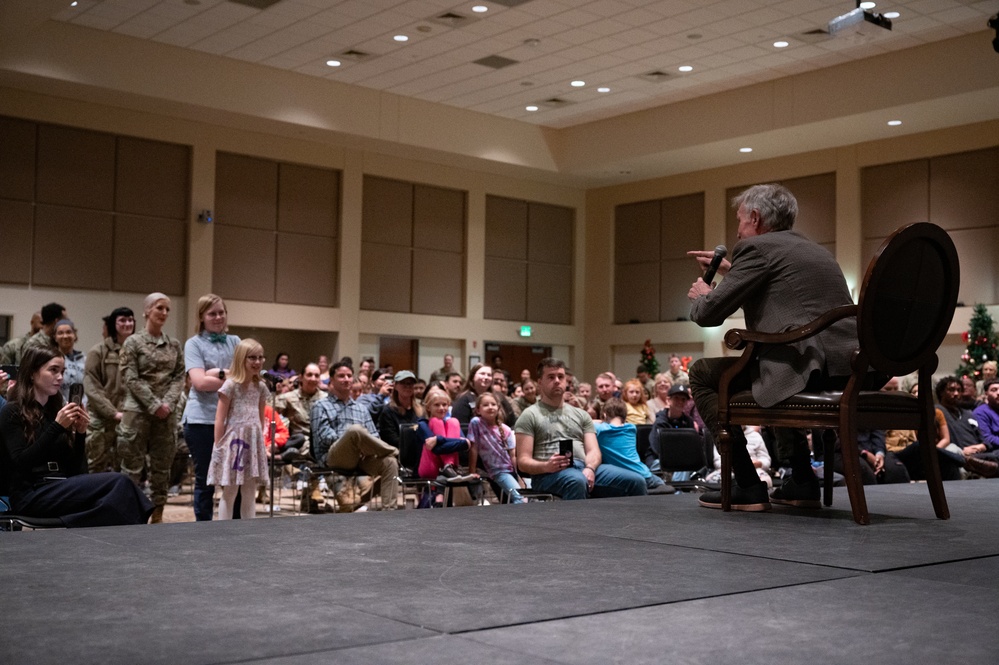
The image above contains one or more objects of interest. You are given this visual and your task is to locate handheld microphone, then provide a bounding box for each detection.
[702,245,728,284]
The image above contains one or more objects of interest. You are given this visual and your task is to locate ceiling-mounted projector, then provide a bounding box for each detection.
[828,7,892,37]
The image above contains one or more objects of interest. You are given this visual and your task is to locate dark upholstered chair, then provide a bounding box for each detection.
[716,222,959,525]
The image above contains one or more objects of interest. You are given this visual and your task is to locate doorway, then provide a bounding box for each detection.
[483,342,552,385]
[379,337,418,374]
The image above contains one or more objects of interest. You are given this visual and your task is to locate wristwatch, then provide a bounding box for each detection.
[218,369,226,380]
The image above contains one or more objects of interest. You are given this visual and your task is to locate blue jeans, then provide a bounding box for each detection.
[645,474,666,490]
[533,459,647,500]
[491,471,526,504]
[184,423,215,521]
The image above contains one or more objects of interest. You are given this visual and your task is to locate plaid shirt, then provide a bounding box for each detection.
[310,394,379,462]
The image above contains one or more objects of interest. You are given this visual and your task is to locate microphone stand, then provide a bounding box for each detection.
[262,372,280,517]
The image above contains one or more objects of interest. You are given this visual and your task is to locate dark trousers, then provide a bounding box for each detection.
[184,423,216,521]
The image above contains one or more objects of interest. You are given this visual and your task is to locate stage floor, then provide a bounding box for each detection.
[3,480,998,664]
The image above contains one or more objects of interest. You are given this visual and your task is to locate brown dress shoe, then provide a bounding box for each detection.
[964,455,998,478]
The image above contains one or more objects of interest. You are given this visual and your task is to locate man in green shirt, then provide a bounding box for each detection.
[515,358,646,500]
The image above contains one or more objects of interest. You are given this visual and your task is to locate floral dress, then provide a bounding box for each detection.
[207,379,269,487]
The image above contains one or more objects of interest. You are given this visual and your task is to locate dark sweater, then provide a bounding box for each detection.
[0,402,86,499]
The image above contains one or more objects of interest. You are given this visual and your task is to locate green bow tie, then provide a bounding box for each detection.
[208,332,227,343]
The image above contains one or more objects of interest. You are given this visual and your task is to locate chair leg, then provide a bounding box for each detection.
[837,424,870,525]
[718,428,732,512]
[917,419,950,520]
[821,429,835,507]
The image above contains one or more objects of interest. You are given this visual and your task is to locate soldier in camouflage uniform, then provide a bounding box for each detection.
[0,311,42,366]
[83,307,135,473]
[117,293,185,523]
[21,302,66,356]
[276,362,328,512]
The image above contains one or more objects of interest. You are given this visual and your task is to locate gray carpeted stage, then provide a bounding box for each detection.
[3,481,998,664]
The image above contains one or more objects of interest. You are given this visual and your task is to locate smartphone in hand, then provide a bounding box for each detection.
[69,383,84,406]
[557,439,574,465]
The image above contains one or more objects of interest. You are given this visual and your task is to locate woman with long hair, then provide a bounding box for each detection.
[116,292,186,524]
[451,363,518,428]
[182,294,240,521]
[1,347,152,526]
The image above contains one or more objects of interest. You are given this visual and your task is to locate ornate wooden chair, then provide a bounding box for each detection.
[716,222,959,524]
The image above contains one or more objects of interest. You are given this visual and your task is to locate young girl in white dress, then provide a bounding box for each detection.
[208,339,270,519]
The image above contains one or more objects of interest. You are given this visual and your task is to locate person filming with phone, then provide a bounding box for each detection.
[514,358,646,500]
[0,347,153,527]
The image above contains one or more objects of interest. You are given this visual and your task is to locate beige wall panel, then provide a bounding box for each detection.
[485,195,528,260]
[661,258,698,322]
[215,152,277,230]
[786,173,836,245]
[0,116,36,202]
[527,263,572,324]
[275,232,337,307]
[724,184,749,250]
[213,225,276,302]
[483,257,527,321]
[412,248,463,317]
[33,205,112,290]
[614,261,659,324]
[929,148,999,231]
[615,200,660,265]
[414,185,465,253]
[36,124,115,211]
[0,199,33,284]
[861,237,886,278]
[362,176,412,246]
[113,214,186,295]
[116,137,190,220]
[360,242,410,312]
[861,160,929,239]
[278,163,338,236]
[948,226,998,306]
[661,193,705,259]
[527,203,573,265]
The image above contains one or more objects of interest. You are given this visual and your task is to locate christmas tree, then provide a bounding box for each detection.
[640,339,659,376]
[956,304,998,380]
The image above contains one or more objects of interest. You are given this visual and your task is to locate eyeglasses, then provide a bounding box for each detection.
[247,355,265,361]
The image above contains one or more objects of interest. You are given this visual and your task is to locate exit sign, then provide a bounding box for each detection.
[519,326,532,337]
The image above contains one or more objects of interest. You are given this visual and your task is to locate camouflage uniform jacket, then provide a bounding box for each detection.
[22,330,58,356]
[119,330,186,415]
[84,337,126,422]
[276,386,327,454]
[0,332,33,365]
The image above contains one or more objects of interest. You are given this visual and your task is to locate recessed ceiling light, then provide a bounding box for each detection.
[70,1,78,5]
[884,11,899,19]
[678,65,693,72]
[773,40,789,48]
[570,80,585,87]
[472,5,488,12]
[526,105,539,112]
[887,120,902,126]
[859,2,876,9]
[597,87,610,93]
[739,147,753,153]
[326,59,341,67]
[394,35,409,42]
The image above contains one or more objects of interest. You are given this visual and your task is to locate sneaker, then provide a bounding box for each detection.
[770,475,822,509]
[439,464,460,479]
[698,481,771,512]
[647,484,676,495]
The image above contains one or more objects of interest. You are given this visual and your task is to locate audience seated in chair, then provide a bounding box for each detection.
[707,425,772,488]
[311,361,400,511]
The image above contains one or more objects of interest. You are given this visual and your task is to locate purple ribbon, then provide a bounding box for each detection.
[229,438,250,471]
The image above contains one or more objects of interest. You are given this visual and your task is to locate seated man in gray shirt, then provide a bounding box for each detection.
[515,358,646,500]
